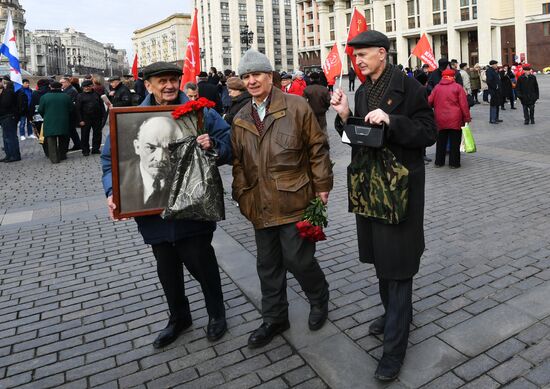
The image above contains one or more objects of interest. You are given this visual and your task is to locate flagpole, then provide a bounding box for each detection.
[338,7,355,90]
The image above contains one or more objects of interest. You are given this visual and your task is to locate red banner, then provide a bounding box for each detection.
[411,34,437,71]
[180,8,200,90]
[131,53,138,80]
[345,8,367,83]
[323,43,342,84]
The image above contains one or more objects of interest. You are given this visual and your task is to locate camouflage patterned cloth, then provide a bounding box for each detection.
[347,146,409,224]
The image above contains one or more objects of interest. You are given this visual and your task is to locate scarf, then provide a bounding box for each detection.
[363,63,393,111]
[250,93,272,136]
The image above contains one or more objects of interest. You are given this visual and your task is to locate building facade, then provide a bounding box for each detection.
[132,13,191,68]
[194,0,300,72]
[303,0,550,72]
[0,0,28,68]
[27,30,68,76]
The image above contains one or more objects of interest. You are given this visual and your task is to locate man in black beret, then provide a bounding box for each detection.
[486,60,503,123]
[197,70,223,113]
[331,30,437,381]
[75,80,105,155]
[101,60,232,349]
[108,75,132,107]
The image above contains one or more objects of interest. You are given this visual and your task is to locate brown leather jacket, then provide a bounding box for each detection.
[231,87,333,229]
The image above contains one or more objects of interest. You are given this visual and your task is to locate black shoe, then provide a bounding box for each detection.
[501,107,506,110]
[248,320,290,349]
[531,120,535,124]
[0,157,9,162]
[206,317,227,341]
[423,156,432,163]
[69,146,81,151]
[449,165,460,169]
[524,121,530,125]
[374,354,403,381]
[308,301,328,331]
[497,119,503,122]
[153,317,192,349]
[511,107,517,110]
[369,316,385,335]
[4,157,21,163]
[83,152,90,156]
[91,150,101,154]
[434,164,443,168]
[489,121,499,124]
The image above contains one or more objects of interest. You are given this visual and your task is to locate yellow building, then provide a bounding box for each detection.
[298,0,550,70]
[132,13,191,68]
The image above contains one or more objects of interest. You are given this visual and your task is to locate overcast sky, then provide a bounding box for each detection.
[21,0,193,61]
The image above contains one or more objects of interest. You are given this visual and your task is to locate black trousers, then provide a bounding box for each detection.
[69,127,81,148]
[80,119,103,153]
[435,129,462,167]
[379,278,413,360]
[522,104,535,123]
[46,136,69,164]
[349,79,355,91]
[255,223,329,323]
[151,233,225,323]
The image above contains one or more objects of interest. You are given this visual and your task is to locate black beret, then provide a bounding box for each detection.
[142,62,182,80]
[347,30,390,51]
[50,81,62,89]
[81,80,93,87]
[109,75,121,81]
[281,74,292,80]
[489,60,498,65]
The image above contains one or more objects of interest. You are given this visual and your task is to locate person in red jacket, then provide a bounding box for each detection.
[428,69,471,169]
[287,71,307,96]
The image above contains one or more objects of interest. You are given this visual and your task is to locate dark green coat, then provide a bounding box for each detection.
[336,66,437,279]
[38,90,73,137]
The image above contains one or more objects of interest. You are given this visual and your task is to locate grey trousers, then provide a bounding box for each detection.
[255,223,329,323]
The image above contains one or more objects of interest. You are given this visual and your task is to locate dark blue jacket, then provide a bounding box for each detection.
[100,91,232,245]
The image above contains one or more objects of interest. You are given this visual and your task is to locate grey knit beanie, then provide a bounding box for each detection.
[238,49,273,76]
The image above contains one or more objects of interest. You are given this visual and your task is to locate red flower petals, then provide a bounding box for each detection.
[172,97,216,119]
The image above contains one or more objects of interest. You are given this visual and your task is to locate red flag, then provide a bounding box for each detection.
[323,43,342,84]
[131,53,138,80]
[345,8,367,83]
[411,34,437,71]
[180,8,200,90]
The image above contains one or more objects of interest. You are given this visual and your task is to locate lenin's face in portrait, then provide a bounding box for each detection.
[133,116,183,179]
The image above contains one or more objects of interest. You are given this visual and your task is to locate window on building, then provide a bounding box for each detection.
[274,18,280,25]
[365,7,373,29]
[543,3,550,14]
[329,16,335,40]
[346,13,351,25]
[223,58,231,66]
[256,5,262,12]
[284,0,291,5]
[239,3,246,11]
[407,0,420,29]
[258,26,265,33]
[257,36,265,43]
[221,13,229,21]
[544,22,550,35]
[346,0,352,7]
[460,0,477,21]
[274,28,280,35]
[385,4,395,32]
[364,0,372,4]
[432,0,447,25]
[221,2,228,9]
[257,15,264,23]
[308,25,314,33]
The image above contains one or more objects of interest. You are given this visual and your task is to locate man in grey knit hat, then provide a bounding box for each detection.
[231,49,334,348]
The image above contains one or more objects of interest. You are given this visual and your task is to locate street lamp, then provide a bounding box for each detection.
[53,42,60,75]
[77,54,82,74]
[240,25,254,50]
[200,48,205,71]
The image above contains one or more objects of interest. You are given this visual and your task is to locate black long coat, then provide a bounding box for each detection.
[516,74,539,105]
[486,67,502,107]
[336,66,437,279]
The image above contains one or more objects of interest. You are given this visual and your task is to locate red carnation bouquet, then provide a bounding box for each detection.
[171,97,216,134]
[296,197,328,242]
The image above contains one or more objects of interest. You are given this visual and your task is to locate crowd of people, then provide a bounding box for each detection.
[0,73,146,164]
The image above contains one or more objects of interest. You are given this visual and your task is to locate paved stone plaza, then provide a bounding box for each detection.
[1,78,550,389]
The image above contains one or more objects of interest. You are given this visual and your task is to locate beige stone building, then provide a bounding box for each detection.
[132,13,191,68]
[194,0,300,72]
[298,0,550,71]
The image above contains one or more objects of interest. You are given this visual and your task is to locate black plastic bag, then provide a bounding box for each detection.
[161,135,225,221]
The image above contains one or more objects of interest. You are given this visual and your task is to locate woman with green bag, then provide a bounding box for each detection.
[428,69,472,168]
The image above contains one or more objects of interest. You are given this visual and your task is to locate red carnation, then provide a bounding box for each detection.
[172,97,216,120]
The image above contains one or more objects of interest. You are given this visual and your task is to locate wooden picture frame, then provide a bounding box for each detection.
[109,105,184,219]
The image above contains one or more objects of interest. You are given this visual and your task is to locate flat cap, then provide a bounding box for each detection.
[489,60,498,65]
[81,80,93,87]
[226,76,246,91]
[142,61,182,80]
[281,73,292,80]
[347,30,390,51]
[108,75,121,81]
